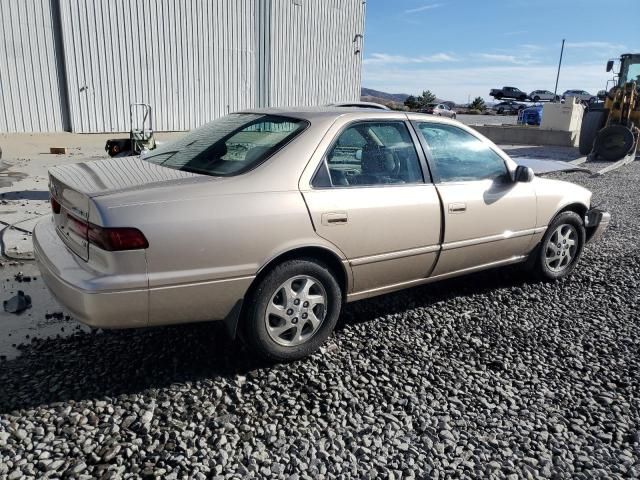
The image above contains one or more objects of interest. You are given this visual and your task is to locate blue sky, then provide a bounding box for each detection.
[362,0,640,103]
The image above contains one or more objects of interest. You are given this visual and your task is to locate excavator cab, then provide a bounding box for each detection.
[579,53,640,163]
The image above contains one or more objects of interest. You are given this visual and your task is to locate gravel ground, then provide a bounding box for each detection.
[1,161,640,479]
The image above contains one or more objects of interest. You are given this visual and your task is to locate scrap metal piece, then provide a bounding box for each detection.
[515,158,592,175]
[3,290,32,314]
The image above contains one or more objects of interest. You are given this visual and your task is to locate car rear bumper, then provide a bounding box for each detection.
[33,218,149,329]
[585,208,611,243]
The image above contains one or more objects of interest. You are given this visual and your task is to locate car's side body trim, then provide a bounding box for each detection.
[441,227,546,251]
[346,255,527,302]
[349,244,440,266]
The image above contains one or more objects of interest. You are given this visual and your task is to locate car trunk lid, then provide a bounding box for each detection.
[48,157,200,260]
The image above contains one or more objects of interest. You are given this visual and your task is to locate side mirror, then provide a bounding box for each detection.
[514,165,534,183]
[606,60,614,72]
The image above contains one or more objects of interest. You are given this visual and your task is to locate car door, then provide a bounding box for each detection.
[301,118,442,294]
[411,119,537,276]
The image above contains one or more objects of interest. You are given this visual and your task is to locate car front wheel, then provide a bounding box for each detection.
[245,258,342,362]
[530,211,585,281]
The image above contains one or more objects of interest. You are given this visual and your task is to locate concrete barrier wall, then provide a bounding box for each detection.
[473,125,579,147]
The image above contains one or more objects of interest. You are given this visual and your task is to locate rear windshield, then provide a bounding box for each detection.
[142,114,308,176]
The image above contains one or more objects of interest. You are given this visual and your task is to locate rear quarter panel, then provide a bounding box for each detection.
[95,187,344,325]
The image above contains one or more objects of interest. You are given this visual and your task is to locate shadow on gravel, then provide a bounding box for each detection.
[337,265,532,331]
[0,190,50,201]
[0,265,532,413]
[0,323,269,414]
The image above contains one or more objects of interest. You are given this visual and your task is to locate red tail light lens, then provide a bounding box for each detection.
[51,197,61,214]
[89,225,149,251]
[66,213,148,251]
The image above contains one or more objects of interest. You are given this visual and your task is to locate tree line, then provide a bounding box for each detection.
[403,90,487,112]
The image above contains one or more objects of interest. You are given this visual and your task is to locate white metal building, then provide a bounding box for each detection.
[0,0,365,133]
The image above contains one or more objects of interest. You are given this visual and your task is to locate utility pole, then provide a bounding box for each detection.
[553,39,565,101]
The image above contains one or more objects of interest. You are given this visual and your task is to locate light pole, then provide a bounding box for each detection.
[553,39,565,102]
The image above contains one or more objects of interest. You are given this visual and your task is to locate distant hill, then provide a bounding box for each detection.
[361,88,410,103]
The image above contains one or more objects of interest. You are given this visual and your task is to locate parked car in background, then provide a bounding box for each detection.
[421,103,457,119]
[35,109,610,362]
[519,105,544,125]
[562,90,596,103]
[490,86,528,101]
[529,90,559,102]
[492,101,527,114]
[328,101,390,110]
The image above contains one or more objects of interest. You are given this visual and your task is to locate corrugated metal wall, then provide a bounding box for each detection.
[0,0,365,133]
[0,0,68,132]
[267,0,364,106]
[59,0,258,133]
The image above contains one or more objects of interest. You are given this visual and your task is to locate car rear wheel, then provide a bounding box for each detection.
[533,96,540,102]
[245,258,342,362]
[497,107,504,114]
[530,211,585,281]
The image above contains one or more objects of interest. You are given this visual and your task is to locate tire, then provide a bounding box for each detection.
[452,113,457,119]
[519,95,527,101]
[593,124,636,162]
[495,94,503,100]
[530,211,585,281]
[497,107,504,114]
[244,258,342,362]
[579,109,607,155]
[533,96,540,102]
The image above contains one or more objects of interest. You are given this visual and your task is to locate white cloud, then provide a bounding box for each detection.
[362,62,610,104]
[520,44,545,51]
[477,53,539,66]
[404,3,444,14]
[565,41,627,50]
[363,52,458,65]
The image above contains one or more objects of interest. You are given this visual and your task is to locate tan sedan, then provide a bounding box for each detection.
[34,108,610,361]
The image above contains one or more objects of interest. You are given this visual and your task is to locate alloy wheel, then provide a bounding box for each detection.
[265,275,327,347]
[544,224,578,273]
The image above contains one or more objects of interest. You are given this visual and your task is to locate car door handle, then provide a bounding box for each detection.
[448,203,467,213]
[322,212,348,225]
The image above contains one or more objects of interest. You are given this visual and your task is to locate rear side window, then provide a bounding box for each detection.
[143,114,308,176]
[313,121,424,187]
[416,123,508,183]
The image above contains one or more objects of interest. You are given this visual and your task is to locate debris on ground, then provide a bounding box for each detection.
[2,291,32,314]
[44,312,64,320]
[49,147,68,154]
[13,272,32,282]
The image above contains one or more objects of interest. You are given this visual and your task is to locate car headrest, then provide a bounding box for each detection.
[361,146,396,174]
[244,145,272,163]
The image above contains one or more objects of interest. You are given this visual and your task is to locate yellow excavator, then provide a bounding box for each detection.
[579,53,640,163]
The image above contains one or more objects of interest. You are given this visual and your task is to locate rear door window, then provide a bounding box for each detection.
[313,121,425,187]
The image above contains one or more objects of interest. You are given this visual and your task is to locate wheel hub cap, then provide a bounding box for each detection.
[265,275,327,347]
[544,224,578,273]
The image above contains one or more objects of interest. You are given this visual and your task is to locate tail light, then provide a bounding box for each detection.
[67,213,148,251]
[51,197,61,214]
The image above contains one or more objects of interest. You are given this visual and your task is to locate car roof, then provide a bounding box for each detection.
[236,107,462,124]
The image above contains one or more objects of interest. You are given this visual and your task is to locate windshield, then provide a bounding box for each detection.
[143,114,308,176]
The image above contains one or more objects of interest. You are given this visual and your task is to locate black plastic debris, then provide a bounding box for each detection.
[45,312,64,320]
[3,290,32,314]
[14,271,32,282]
